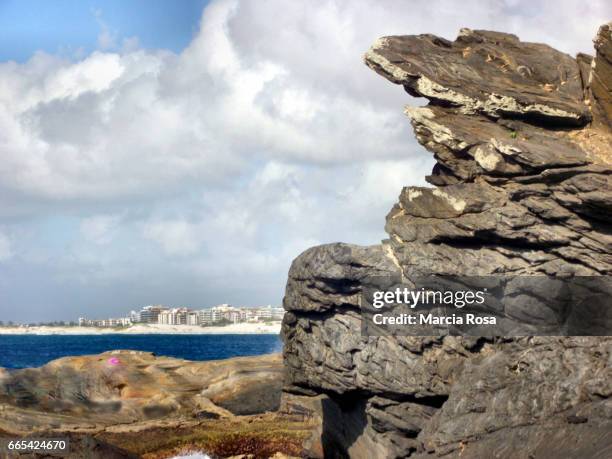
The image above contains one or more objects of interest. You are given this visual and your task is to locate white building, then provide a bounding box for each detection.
[186,311,199,325]
[78,316,131,327]
[199,309,214,325]
[158,308,191,325]
[256,305,285,321]
[130,310,140,323]
[199,308,226,325]
[158,309,175,325]
[210,304,237,323]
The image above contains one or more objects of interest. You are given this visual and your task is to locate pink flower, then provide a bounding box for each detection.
[107,357,121,366]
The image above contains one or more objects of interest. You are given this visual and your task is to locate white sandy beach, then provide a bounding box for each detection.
[0,322,281,335]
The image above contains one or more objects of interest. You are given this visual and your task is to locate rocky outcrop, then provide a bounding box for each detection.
[281,24,612,458]
[0,352,314,458]
[365,29,590,125]
[0,351,283,433]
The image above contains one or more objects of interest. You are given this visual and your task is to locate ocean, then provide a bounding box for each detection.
[0,334,282,369]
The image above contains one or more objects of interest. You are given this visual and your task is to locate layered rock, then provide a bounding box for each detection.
[0,351,283,433]
[281,24,612,458]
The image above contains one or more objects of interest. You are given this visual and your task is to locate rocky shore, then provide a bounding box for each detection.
[281,23,612,458]
[0,352,310,458]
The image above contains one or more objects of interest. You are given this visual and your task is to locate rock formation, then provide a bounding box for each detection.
[281,24,612,458]
[0,352,316,458]
[0,351,283,433]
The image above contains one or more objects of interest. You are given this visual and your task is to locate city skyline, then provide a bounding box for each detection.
[81,303,284,326]
[2,303,284,327]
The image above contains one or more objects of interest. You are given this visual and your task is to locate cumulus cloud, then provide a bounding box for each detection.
[1,0,607,204]
[0,0,609,321]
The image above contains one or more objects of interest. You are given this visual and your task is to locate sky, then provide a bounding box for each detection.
[0,0,610,323]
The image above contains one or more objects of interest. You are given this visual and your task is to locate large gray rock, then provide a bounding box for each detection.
[282,24,612,459]
[364,29,589,125]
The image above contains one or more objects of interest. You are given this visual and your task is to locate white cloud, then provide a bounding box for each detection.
[0,0,419,204]
[1,0,607,205]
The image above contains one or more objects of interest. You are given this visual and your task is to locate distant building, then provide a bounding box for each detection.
[139,305,166,324]
[198,309,214,325]
[245,309,259,322]
[212,308,223,322]
[271,307,285,321]
[158,309,174,325]
[77,303,284,328]
[253,305,285,321]
[158,308,191,325]
[186,311,199,325]
[257,310,268,319]
[109,317,131,326]
[199,308,226,325]
[78,316,131,327]
[130,310,140,323]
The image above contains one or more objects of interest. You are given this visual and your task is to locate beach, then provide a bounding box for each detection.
[0,322,281,335]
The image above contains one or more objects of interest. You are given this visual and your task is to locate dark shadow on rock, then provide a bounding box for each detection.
[321,392,368,459]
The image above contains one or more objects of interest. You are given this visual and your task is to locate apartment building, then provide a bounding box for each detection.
[139,305,167,324]
[157,308,191,325]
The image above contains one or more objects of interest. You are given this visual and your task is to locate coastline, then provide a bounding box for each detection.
[0,322,282,335]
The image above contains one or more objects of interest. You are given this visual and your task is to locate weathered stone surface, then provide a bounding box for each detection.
[283,243,399,314]
[365,29,590,125]
[404,105,591,181]
[0,351,283,433]
[589,22,612,130]
[417,337,612,456]
[282,24,612,459]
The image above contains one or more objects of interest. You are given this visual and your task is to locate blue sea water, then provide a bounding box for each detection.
[0,334,282,369]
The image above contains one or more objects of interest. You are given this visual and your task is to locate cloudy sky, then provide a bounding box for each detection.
[0,0,609,322]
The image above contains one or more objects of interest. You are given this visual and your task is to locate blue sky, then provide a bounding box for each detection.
[0,0,609,323]
[0,0,208,61]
